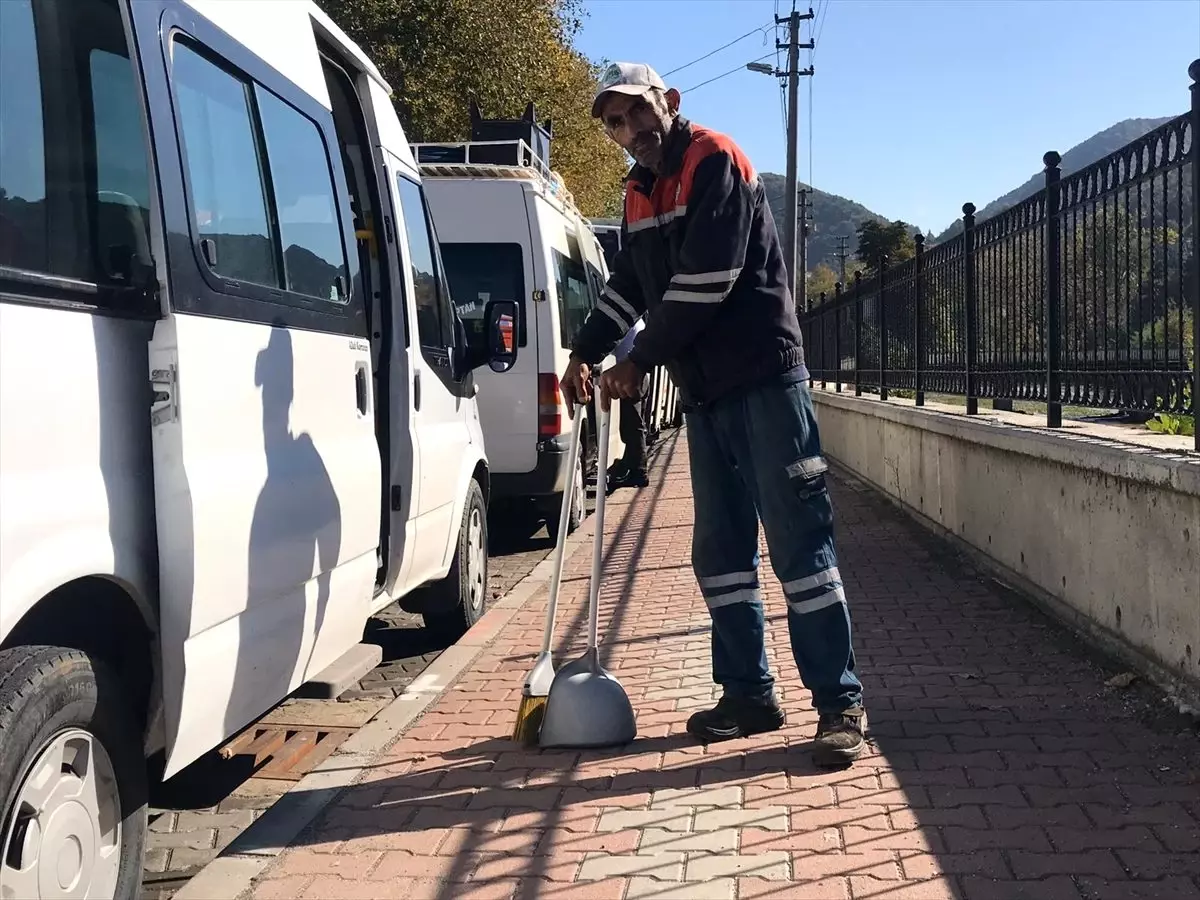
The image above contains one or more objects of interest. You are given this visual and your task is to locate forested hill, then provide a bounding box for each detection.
[930,116,1176,243]
[760,173,892,271]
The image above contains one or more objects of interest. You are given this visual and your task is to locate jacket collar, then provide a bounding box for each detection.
[625,116,693,195]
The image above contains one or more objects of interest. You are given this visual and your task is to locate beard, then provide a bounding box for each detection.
[630,130,665,170]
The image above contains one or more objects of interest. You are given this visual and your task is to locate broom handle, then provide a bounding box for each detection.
[588,398,612,650]
[541,409,583,653]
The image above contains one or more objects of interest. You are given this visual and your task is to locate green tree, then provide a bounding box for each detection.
[315,0,627,218]
[854,220,917,271]
[1061,209,1180,359]
[965,202,1189,410]
[806,263,839,304]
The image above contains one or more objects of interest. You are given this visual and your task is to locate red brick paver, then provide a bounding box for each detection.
[243,428,1200,900]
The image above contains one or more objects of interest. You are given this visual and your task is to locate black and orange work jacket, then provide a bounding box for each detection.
[570,116,807,407]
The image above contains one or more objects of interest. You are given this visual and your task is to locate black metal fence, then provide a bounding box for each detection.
[799,59,1200,451]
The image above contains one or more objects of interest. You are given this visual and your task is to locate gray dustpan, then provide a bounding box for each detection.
[539,401,637,749]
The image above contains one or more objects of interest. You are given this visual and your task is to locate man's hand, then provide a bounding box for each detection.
[597,360,644,412]
[560,357,592,413]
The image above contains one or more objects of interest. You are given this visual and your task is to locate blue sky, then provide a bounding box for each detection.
[575,0,1199,235]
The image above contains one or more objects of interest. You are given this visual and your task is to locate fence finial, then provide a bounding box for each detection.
[1188,59,1200,82]
[962,202,976,220]
[1043,150,1062,170]
[914,232,925,251]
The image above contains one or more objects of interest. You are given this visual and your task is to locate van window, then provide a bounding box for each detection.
[396,175,455,355]
[173,42,278,291]
[0,0,154,306]
[0,0,48,275]
[595,229,620,270]
[585,262,607,312]
[91,50,153,216]
[257,88,349,303]
[552,238,592,349]
[172,41,353,307]
[440,243,526,352]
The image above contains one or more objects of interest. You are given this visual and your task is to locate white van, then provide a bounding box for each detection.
[0,1,517,895]
[590,217,623,271]
[414,133,625,538]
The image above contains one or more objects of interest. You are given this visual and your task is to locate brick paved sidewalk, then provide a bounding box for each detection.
[242,427,1200,900]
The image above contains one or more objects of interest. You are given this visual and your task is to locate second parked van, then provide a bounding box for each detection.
[413,107,625,538]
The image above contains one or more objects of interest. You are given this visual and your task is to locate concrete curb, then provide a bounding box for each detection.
[172,515,598,900]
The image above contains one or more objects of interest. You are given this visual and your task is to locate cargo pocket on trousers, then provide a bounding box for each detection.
[785,454,829,500]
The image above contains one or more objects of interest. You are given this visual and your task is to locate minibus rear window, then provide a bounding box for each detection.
[440,242,527,350]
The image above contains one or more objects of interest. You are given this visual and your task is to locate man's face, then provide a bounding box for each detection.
[597,89,678,172]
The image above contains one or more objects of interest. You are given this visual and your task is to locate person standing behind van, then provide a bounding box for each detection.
[558,63,867,767]
[608,316,648,489]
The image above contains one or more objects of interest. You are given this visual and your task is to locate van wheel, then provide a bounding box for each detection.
[423,480,488,640]
[547,447,585,544]
[0,646,147,900]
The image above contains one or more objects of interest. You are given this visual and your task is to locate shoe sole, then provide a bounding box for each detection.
[686,710,786,744]
[610,478,649,490]
[811,734,866,767]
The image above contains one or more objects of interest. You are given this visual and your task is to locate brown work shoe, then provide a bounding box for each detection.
[812,706,866,767]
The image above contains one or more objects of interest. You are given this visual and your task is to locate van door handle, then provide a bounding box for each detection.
[355,366,368,414]
[414,371,421,411]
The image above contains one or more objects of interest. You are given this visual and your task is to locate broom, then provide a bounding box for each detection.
[512,409,585,744]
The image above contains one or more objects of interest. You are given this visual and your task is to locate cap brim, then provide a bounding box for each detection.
[591,84,652,118]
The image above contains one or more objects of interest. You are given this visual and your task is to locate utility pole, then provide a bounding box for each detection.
[798,188,810,311]
[835,235,850,286]
[776,4,814,292]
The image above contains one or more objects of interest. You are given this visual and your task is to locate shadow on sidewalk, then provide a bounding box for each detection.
[251,731,904,898]
[240,439,1200,899]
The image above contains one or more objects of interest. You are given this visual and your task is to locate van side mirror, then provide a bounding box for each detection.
[453,300,519,378]
[482,299,519,373]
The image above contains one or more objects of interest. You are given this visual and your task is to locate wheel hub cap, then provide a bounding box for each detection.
[467,508,485,613]
[1,729,121,900]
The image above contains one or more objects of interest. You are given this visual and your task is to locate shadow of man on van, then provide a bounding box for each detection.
[225,325,342,738]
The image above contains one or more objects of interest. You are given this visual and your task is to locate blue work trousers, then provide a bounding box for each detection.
[686,372,863,714]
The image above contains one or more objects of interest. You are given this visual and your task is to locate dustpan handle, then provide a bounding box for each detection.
[541,409,584,653]
[588,399,612,650]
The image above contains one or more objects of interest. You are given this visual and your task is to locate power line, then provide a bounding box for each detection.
[807,3,817,187]
[774,0,787,138]
[808,70,814,188]
[812,0,831,58]
[662,22,774,78]
[803,0,830,188]
[779,80,788,138]
[680,51,778,94]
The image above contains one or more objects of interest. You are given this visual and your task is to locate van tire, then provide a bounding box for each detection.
[547,446,585,545]
[422,479,488,640]
[0,646,147,900]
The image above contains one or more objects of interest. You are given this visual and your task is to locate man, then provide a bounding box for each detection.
[608,316,649,489]
[560,62,866,767]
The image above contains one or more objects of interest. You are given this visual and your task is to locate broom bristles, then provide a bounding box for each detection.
[511,693,548,745]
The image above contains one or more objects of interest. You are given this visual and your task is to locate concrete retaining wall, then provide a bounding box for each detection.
[811,388,1200,708]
